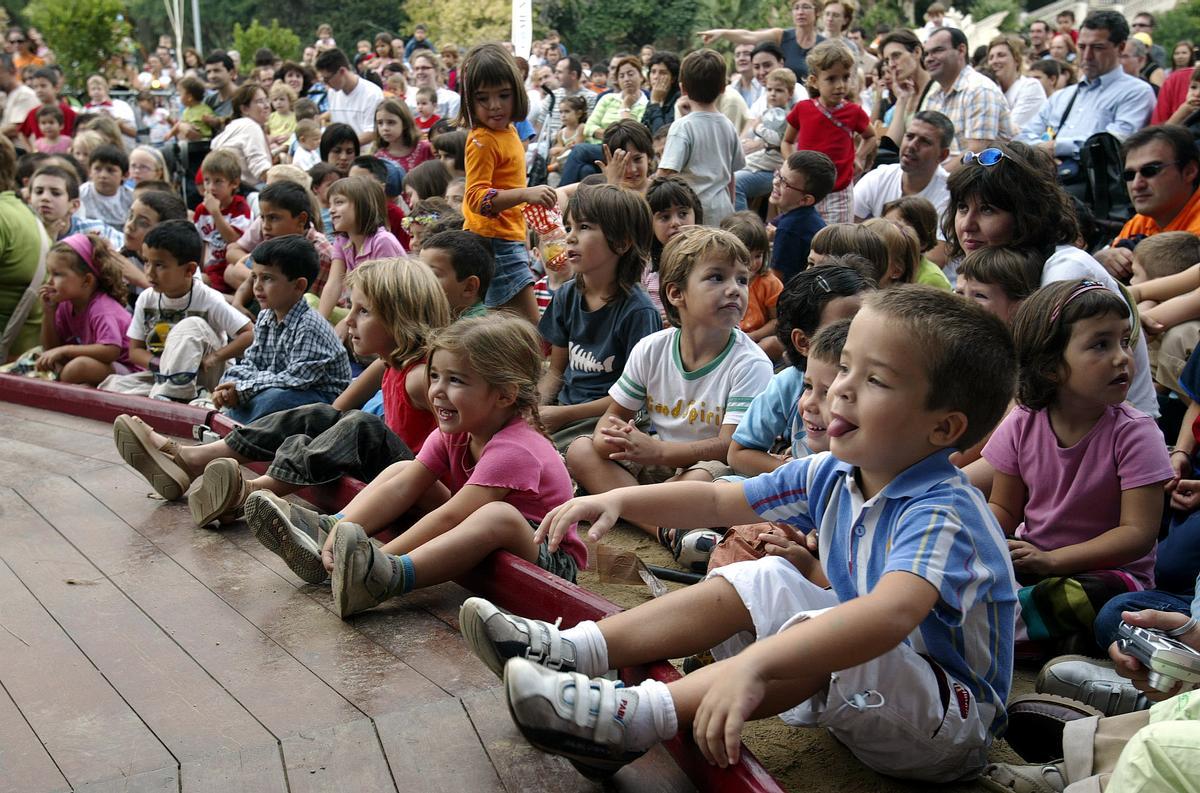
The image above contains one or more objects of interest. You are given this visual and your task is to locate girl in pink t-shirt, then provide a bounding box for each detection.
[982,280,1173,650]
[37,233,134,385]
[319,176,405,330]
[321,314,587,618]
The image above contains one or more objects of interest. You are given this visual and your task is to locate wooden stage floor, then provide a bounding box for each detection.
[0,400,695,793]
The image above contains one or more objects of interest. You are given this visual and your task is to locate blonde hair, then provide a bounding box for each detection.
[71,130,106,163]
[658,226,750,328]
[862,217,920,285]
[268,81,297,105]
[266,163,312,189]
[200,148,243,182]
[766,67,797,93]
[426,314,546,435]
[805,39,856,88]
[130,145,167,182]
[344,258,451,369]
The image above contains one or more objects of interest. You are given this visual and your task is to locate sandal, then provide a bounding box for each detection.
[188,458,250,527]
[113,414,193,501]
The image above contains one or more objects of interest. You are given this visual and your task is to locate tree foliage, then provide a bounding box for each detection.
[401,0,512,47]
[233,19,302,62]
[1154,0,1200,53]
[23,0,131,87]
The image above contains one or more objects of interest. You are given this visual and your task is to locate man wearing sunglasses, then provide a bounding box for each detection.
[1098,125,1200,280]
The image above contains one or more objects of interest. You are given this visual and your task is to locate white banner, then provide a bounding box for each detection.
[512,0,532,60]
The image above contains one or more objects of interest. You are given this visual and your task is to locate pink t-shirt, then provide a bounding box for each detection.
[415,416,587,569]
[982,404,1172,588]
[53,292,134,369]
[332,226,405,273]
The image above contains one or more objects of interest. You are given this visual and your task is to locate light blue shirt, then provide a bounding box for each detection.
[743,450,1018,736]
[731,366,810,459]
[67,213,124,250]
[1016,65,1155,159]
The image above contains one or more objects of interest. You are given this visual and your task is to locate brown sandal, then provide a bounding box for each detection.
[188,458,250,527]
[113,414,193,501]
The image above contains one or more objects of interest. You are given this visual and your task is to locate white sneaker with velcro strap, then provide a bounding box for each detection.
[459,596,579,678]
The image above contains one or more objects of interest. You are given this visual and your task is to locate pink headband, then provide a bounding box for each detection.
[1049,280,1107,324]
[60,234,98,278]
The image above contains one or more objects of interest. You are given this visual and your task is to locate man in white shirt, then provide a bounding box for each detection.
[315,48,383,145]
[0,53,38,142]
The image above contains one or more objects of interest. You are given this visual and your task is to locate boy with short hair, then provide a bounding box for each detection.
[657,49,744,227]
[80,145,134,231]
[194,148,252,293]
[20,67,76,146]
[565,226,773,544]
[460,285,1021,783]
[414,86,440,135]
[770,150,835,285]
[291,119,322,171]
[418,229,493,318]
[1131,231,1200,284]
[100,220,253,402]
[211,235,351,425]
[29,165,124,248]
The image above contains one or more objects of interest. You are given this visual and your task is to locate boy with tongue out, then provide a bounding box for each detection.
[456,285,1023,783]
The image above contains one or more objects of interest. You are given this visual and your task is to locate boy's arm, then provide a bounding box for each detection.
[590,401,640,456]
[204,322,253,370]
[225,321,347,400]
[538,345,567,404]
[780,122,797,159]
[728,439,786,475]
[1027,484,1163,578]
[748,317,777,342]
[127,338,153,369]
[333,358,386,411]
[1129,264,1200,304]
[210,209,244,245]
[1143,289,1200,332]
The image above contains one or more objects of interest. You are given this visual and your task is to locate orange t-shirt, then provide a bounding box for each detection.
[463,125,527,242]
[741,270,784,333]
[1114,187,1200,243]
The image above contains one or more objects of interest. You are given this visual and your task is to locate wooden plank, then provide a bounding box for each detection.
[0,435,112,483]
[1,481,288,792]
[278,719,396,793]
[0,682,70,793]
[372,698,505,793]
[73,766,180,793]
[0,398,119,437]
[0,554,177,789]
[0,411,125,465]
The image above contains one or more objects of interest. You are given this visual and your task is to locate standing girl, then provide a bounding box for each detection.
[538,184,662,451]
[459,43,556,324]
[318,175,404,324]
[372,97,433,173]
[116,259,451,539]
[981,280,1172,652]
[36,233,134,385]
[321,315,587,617]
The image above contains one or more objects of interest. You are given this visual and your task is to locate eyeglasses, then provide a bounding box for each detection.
[773,170,807,193]
[8,38,25,44]
[794,3,816,11]
[152,370,198,385]
[1122,161,1182,182]
[961,148,1011,167]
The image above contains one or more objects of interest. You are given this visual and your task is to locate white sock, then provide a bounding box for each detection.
[560,620,608,677]
[613,678,678,750]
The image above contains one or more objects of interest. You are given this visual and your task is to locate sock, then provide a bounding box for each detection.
[393,553,415,595]
[560,619,608,677]
[604,678,677,751]
[333,512,346,521]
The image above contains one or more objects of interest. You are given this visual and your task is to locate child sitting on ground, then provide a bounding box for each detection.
[721,211,783,360]
[225,177,329,302]
[982,280,1173,653]
[403,197,459,252]
[457,285,1020,784]
[100,220,252,403]
[29,165,125,251]
[348,155,408,245]
[193,149,252,293]
[120,188,189,295]
[250,316,588,615]
[769,150,835,285]
[727,263,874,477]
[862,217,921,287]
[806,222,889,279]
[33,105,70,154]
[80,145,134,231]
[645,175,702,322]
[657,49,744,227]
[417,229,492,319]
[36,233,134,385]
[374,97,434,173]
[208,235,351,429]
[566,226,774,559]
[539,184,662,451]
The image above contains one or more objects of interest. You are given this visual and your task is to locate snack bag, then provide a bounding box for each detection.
[523,204,568,273]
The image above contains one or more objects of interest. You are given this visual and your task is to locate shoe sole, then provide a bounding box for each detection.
[113,414,190,501]
[246,494,328,584]
[331,524,355,619]
[459,598,507,678]
[1004,693,1103,763]
[188,459,243,527]
[503,663,637,778]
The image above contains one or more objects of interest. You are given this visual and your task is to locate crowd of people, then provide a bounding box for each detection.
[0,3,1199,791]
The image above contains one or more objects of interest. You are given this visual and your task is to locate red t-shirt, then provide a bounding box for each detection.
[785,99,869,192]
[1151,67,1194,125]
[21,101,76,139]
[382,359,436,453]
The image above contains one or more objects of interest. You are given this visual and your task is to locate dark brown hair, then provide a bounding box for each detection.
[959,247,1044,302]
[565,184,653,301]
[456,43,528,128]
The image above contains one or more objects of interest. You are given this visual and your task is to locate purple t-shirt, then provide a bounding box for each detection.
[54,292,134,369]
[415,416,587,570]
[982,404,1172,588]
[331,226,405,273]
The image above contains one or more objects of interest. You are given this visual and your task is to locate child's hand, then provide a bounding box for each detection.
[211,382,239,408]
[1109,609,1199,701]
[1139,310,1166,337]
[1166,453,1192,492]
[524,185,557,208]
[597,145,628,186]
[202,189,222,216]
[538,404,569,434]
[34,346,70,372]
[599,416,659,464]
[536,494,622,550]
[759,524,815,569]
[692,661,766,768]
[1170,478,1200,512]
[38,282,58,307]
[1008,539,1055,577]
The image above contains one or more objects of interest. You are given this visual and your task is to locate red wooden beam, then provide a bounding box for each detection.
[0,377,787,793]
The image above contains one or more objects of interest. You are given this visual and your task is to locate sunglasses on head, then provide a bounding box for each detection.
[1122,161,1182,182]
[960,148,1011,167]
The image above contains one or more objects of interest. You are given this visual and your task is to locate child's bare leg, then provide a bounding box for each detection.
[382,501,538,585]
[499,284,539,325]
[339,460,448,533]
[58,356,114,387]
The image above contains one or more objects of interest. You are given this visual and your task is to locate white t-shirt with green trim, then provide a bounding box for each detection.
[610,327,773,444]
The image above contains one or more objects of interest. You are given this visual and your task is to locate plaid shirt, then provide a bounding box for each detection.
[925,65,1013,151]
[223,298,350,400]
[67,214,125,250]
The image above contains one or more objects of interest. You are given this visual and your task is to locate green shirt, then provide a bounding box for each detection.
[462,301,488,318]
[915,257,952,291]
[0,191,45,358]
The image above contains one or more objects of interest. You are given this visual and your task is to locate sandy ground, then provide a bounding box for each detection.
[574,523,1038,793]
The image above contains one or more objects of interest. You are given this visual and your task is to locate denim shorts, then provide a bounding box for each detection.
[483,237,534,307]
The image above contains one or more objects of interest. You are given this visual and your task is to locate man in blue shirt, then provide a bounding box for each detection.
[1016,10,1155,165]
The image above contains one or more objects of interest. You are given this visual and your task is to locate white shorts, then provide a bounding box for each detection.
[708,556,994,782]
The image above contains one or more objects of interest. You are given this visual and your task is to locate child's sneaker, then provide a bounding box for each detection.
[459,596,580,678]
[503,657,647,777]
[188,458,249,527]
[659,527,723,572]
[112,414,193,500]
[244,491,335,584]
[330,522,406,618]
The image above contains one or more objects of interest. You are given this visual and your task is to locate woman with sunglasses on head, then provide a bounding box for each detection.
[943,141,1159,419]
